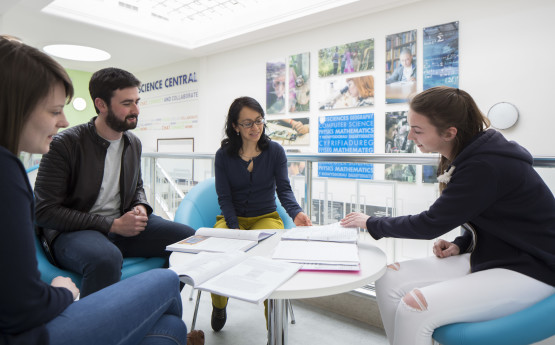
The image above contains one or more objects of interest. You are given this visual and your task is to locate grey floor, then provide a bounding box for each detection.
[180,286,388,345]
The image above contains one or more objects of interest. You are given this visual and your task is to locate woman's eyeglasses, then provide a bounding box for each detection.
[238,118,266,128]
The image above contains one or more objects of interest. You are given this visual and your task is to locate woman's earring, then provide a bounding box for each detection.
[236,131,240,136]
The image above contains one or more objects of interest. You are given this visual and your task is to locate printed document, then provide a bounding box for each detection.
[166,228,276,253]
[170,251,300,304]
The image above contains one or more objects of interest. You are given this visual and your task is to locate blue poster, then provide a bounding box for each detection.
[423,21,459,90]
[318,162,373,179]
[318,113,374,153]
[318,113,374,179]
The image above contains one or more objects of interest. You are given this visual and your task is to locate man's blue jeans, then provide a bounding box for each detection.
[53,214,194,297]
[46,269,188,345]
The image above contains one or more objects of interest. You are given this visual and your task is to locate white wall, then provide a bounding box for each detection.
[134,0,555,157]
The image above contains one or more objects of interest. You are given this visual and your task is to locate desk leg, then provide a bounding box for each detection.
[268,299,288,345]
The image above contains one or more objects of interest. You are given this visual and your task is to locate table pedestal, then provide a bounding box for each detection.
[268,299,288,345]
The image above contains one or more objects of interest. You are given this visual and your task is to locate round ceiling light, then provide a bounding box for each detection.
[43,44,111,62]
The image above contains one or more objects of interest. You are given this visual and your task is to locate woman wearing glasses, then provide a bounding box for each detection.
[209,96,312,332]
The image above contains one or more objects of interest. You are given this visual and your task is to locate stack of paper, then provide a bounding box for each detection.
[170,251,301,304]
[166,228,276,253]
[272,223,360,271]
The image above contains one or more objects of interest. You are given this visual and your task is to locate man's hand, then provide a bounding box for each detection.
[294,212,312,226]
[110,208,148,237]
[433,239,460,258]
[51,276,79,300]
[134,205,148,216]
[340,212,370,229]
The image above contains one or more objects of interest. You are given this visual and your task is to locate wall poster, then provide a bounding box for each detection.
[266,59,286,114]
[266,117,310,146]
[318,113,374,180]
[385,111,416,182]
[318,75,374,110]
[385,29,417,104]
[423,21,459,90]
[318,38,374,77]
[288,52,310,112]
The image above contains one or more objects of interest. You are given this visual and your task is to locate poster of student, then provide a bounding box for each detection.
[266,59,286,114]
[288,52,310,113]
[385,30,417,104]
[385,111,416,154]
[318,38,374,77]
[318,75,374,110]
[423,21,459,90]
[266,117,310,146]
[385,111,416,183]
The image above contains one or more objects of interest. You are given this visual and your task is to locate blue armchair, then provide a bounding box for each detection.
[433,293,555,345]
[35,236,167,288]
[174,177,296,230]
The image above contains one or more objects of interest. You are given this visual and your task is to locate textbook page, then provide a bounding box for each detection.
[281,223,358,243]
[196,256,301,304]
[166,236,258,253]
[196,228,276,241]
[169,251,246,286]
[166,229,276,253]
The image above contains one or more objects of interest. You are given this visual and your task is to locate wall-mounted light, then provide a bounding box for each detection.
[487,102,519,130]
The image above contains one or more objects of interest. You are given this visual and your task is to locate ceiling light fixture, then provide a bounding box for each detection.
[43,44,111,62]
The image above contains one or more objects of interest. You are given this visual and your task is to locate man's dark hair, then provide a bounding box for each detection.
[89,67,140,114]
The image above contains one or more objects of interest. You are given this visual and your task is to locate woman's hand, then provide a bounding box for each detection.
[433,239,460,258]
[294,212,312,226]
[340,212,369,229]
[51,276,80,300]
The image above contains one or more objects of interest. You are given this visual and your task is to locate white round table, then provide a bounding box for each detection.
[169,230,386,345]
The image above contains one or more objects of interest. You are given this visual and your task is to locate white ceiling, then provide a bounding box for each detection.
[1,0,419,72]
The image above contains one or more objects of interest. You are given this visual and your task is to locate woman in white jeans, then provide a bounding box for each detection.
[341,86,555,345]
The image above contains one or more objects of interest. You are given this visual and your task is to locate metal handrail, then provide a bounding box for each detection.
[142,152,555,220]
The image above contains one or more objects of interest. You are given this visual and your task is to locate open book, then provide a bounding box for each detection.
[273,223,360,271]
[281,222,358,243]
[166,228,276,254]
[170,251,301,304]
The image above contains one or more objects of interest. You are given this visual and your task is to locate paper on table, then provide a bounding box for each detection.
[195,228,276,241]
[166,228,276,253]
[272,241,360,263]
[197,256,301,304]
[281,223,358,243]
[169,251,245,286]
[170,251,301,304]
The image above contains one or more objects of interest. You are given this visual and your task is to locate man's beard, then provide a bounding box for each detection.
[105,107,138,132]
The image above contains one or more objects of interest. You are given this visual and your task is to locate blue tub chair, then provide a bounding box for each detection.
[175,177,295,230]
[433,293,555,345]
[173,177,297,329]
[35,236,167,289]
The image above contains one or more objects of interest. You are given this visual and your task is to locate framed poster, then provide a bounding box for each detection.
[288,52,310,112]
[266,59,286,114]
[423,21,459,89]
[385,30,417,104]
[318,38,374,77]
[318,75,374,110]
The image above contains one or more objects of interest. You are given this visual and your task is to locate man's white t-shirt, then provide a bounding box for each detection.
[89,138,124,219]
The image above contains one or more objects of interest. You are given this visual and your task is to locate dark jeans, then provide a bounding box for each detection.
[47,269,187,345]
[53,214,194,297]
